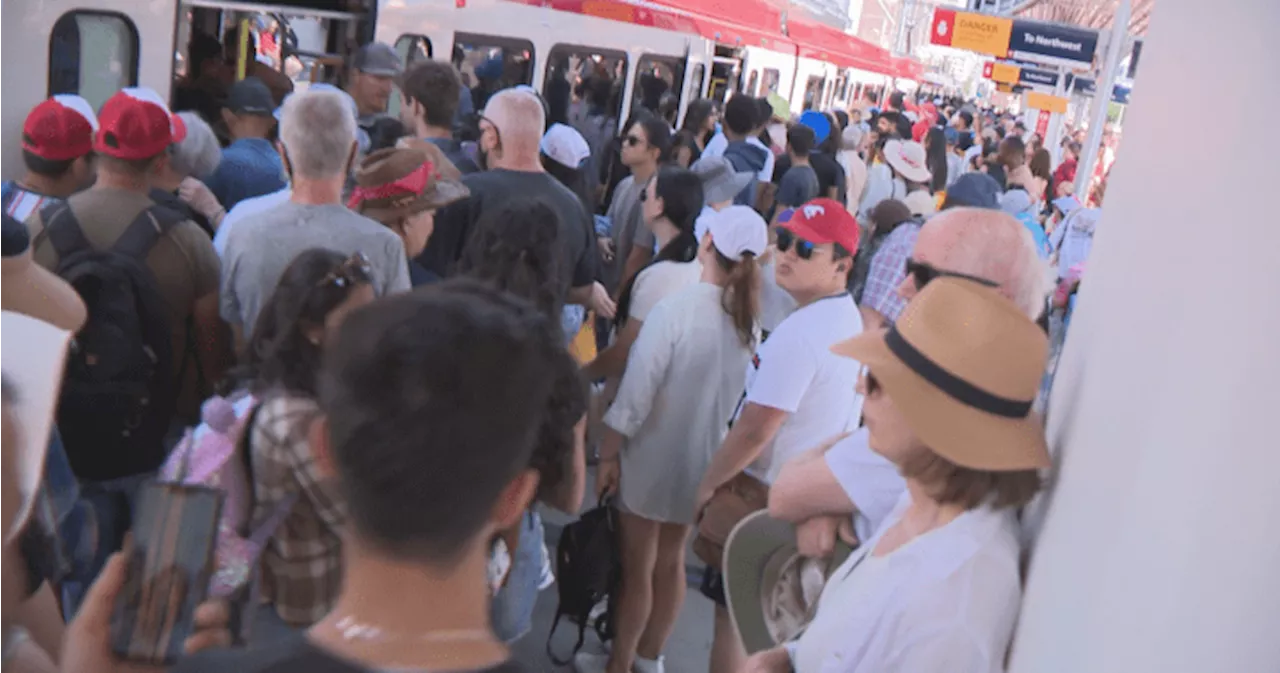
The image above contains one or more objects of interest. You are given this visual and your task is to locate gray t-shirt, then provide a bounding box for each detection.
[605,175,654,292]
[777,165,820,209]
[220,201,411,334]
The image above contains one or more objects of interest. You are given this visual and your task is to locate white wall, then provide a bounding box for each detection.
[1010,1,1280,671]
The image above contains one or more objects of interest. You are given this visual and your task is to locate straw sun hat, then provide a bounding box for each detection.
[832,277,1051,471]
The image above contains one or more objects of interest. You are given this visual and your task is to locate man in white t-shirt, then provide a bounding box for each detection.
[695,197,864,673]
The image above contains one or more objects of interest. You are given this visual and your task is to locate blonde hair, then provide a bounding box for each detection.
[279,89,357,180]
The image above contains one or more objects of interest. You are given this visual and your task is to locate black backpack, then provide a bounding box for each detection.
[39,202,186,482]
[547,496,620,665]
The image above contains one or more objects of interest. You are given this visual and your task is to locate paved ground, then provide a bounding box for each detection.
[510,494,716,673]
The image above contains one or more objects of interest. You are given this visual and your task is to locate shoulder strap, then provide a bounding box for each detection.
[40,203,91,261]
[546,607,591,667]
[112,203,185,258]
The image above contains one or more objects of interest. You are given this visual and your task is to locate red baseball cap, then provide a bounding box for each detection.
[22,95,98,161]
[94,87,187,160]
[778,198,860,254]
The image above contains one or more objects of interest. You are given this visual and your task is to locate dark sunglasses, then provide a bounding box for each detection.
[317,251,373,289]
[775,228,818,260]
[904,259,998,290]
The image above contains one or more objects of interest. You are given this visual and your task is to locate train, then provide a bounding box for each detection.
[0,0,930,180]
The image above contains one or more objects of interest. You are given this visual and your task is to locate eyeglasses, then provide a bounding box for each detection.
[317,251,373,289]
[904,258,998,290]
[775,228,820,261]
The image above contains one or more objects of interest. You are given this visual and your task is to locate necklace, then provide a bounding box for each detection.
[330,615,493,644]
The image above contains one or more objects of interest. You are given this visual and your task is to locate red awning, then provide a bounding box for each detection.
[507,0,797,52]
[786,17,893,75]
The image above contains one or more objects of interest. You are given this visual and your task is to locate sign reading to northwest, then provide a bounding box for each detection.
[931,8,1013,57]
[1008,20,1098,68]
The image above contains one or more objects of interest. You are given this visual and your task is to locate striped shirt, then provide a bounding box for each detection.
[1,181,60,223]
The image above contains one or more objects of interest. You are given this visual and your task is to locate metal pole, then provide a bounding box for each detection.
[1074,0,1130,199]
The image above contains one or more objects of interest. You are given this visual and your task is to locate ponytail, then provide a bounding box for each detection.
[717,249,761,349]
[614,228,698,327]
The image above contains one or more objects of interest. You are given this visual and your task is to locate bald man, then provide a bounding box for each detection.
[767,206,1052,559]
[418,88,611,317]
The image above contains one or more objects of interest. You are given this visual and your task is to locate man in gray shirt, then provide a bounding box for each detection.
[221,89,410,343]
[774,124,820,220]
[603,116,670,293]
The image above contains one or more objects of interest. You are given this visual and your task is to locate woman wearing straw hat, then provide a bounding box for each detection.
[733,277,1047,673]
[348,140,469,286]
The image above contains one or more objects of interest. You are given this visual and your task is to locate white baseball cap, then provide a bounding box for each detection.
[540,123,591,169]
[703,205,768,262]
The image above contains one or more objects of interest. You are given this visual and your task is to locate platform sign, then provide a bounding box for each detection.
[931,8,1013,57]
[1025,90,1068,114]
[984,61,1021,84]
[1018,67,1059,88]
[1035,109,1051,138]
[1008,20,1098,68]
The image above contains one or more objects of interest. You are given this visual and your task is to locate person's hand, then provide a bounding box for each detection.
[595,458,620,499]
[178,177,226,223]
[588,282,617,320]
[597,237,616,264]
[741,646,793,673]
[60,550,232,673]
[795,515,857,559]
[693,480,718,520]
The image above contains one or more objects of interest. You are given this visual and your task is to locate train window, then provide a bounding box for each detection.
[746,70,760,97]
[632,55,684,125]
[802,75,824,111]
[689,63,706,99]
[396,34,433,65]
[761,68,781,94]
[834,76,849,105]
[453,33,535,113]
[543,45,627,128]
[48,11,139,111]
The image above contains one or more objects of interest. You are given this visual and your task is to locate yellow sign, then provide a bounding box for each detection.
[990,62,1021,84]
[1025,91,1069,114]
[952,12,1013,57]
[995,82,1015,93]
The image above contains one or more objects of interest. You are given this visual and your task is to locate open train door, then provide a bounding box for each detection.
[1,0,179,180]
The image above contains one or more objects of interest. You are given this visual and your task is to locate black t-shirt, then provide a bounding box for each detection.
[172,636,529,673]
[418,169,598,297]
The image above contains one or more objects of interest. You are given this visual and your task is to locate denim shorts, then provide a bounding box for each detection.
[490,511,546,643]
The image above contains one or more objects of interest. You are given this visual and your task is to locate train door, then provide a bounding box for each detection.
[708,46,744,104]
[1,0,176,180]
[682,38,713,117]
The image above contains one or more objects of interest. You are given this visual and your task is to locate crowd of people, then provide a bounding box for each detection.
[0,32,1110,673]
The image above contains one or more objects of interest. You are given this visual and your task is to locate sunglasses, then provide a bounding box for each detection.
[904,259,998,290]
[317,251,373,289]
[775,228,819,260]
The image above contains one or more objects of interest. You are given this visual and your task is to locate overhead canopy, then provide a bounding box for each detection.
[519,0,796,51]
[785,17,894,75]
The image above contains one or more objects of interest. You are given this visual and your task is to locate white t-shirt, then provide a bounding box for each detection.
[792,493,1024,673]
[629,261,702,321]
[759,260,798,334]
[737,292,864,483]
[822,428,907,542]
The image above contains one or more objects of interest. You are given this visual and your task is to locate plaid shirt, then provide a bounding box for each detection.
[861,222,921,323]
[251,394,346,626]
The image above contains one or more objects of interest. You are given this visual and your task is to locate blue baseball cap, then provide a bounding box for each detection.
[944,173,1002,210]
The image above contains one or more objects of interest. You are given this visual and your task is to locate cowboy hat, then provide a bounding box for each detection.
[831,277,1050,471]
[2,311,72,545]
[1,214,86,333]
[724,511,854,655]
[350,141,469,222]
[882,139,932,184]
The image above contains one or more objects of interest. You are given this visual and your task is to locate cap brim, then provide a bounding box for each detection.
[1,252,86,332]
[359,67,400,77]
[1,311,72,545]
[832,331,1050,471]
[777,218,838,248]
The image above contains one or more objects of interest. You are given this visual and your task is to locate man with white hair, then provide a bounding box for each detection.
[220,88,410,344]
[768,206,1052,559]
[422,88,610,316]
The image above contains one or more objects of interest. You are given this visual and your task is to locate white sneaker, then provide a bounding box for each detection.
[633,655,665,673]
[573,652,610,673]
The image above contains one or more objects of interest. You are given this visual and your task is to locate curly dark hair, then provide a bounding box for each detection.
[529,347,589,504]
[226,248,372,397]
[458,199,564,324]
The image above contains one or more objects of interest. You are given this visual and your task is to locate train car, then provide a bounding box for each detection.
[0,0,926,180]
